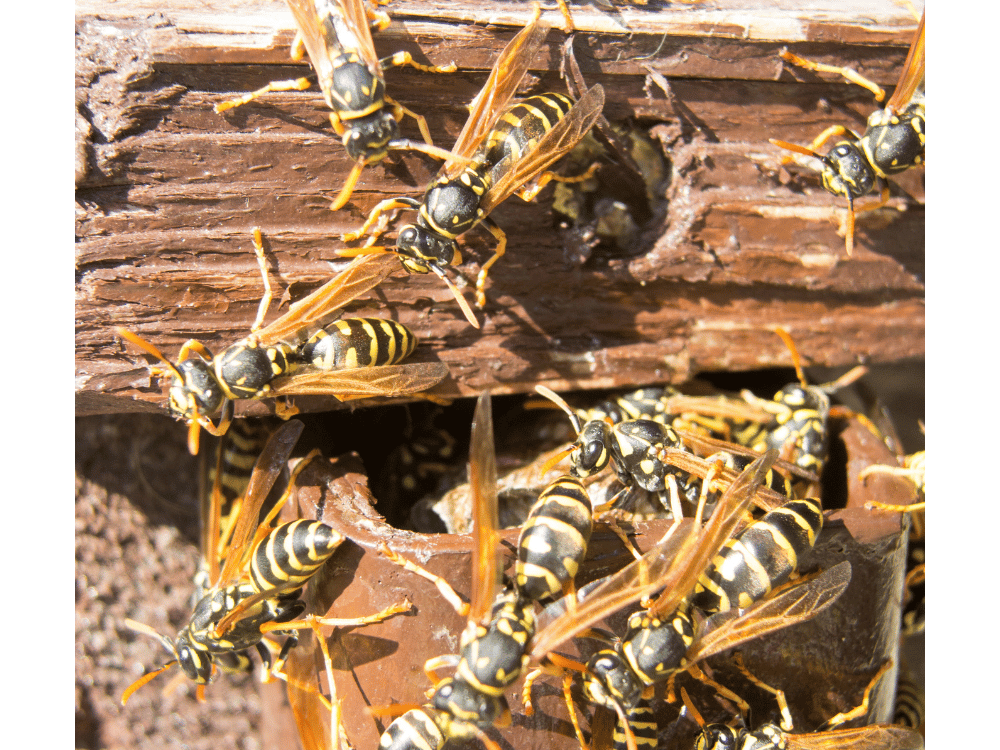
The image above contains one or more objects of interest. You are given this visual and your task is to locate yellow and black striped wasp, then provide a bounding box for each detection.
[339,5,605,323]
[375,391,532,750]
[523,451,852,750]
[215,0,457,210]
[771,11,924,255]
[118,228,449,454]
[121,419,410,710]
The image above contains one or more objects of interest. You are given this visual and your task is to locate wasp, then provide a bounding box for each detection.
[122,420,410,708]
[215,0,457,210]
[533,385,798,517]
[339,5,605,321]
[375,391,534,750]
[736,328,868,477]
[770,11,924,255]
[524,451,852,750]
[118,228,448,454]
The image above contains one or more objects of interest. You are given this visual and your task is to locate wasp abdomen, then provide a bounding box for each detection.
[457,594,535,695]
[693,498,823,613]
[515,474,593,602]
[299,317,416,370]
[249,520,344,594]
[379,708,446,750]
[614,702,658,750]
[482,94,575,180]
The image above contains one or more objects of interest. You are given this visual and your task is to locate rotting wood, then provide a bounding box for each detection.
[76,0,924,418]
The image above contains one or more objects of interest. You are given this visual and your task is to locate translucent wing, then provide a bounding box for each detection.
[786,724,923,750]
[286,0,340,92]
[686,560,851,664]
[479,84,605,215]
[336,0,381,70]
[254,253,399,345]
[469,390,501,625]
[269,362,449,398]
[443,10,551,174]
[529,450,777,659]
[886,11,924,115]
[216,419,305,586]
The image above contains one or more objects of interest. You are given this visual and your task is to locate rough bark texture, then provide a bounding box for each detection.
[76,0,924,418]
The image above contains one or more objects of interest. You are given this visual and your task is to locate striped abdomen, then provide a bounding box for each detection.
[752,385,829,474]
[613,702,658,750]
[248,520,344,594]
[479,93,575,184]
[692,498,823,613]
[299,318,416,370]
[456,592,535,695]
[379,708,446,750]
[515,474,593,602]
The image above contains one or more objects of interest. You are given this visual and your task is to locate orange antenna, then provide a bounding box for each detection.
[772,327,808,388]
[117,327,182,382]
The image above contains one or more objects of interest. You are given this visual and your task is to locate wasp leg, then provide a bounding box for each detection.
[562,672,591,750]
[820,659,893,729]
[517,162,600,203]
[669,663,751,718]
[866,499,926,513]
[378,544,470,617]
[177,339,214,363]
[475,217,508,307]
[274,397,301,421]
[341,197,421,243]
[380,50,458,76]
[250,227,274,333]
[423,654,460,687]
[779,49,885,102]
[732,652,793,731]
[215,76,314,114]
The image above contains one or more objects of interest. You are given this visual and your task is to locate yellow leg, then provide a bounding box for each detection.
[562,672,590,750]
[381,50,457,76]
[820,660,893,729]
[779,49,885,102]
[517,162,600,202]
[250,227,273,333]
[177,338,214,363]
[475,219,508,308]
[341,197,418,243]
[215,76,314,114]
[681,663,751,717]
[378,544,470,617]
[732,653,793,731]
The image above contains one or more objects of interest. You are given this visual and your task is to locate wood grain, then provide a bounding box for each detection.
[76,0,925,417]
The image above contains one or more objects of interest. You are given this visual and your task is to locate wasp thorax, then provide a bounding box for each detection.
[332,61,384,111]
[396,225,457,272]
[424,179,481,232]
[169,357,224,419]
[822,143,875,200]
[344,110,399,163]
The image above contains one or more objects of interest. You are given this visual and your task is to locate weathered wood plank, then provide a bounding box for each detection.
[76,0,924,417]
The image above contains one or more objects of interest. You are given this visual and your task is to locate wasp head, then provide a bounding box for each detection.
[395,224,458,274]
[571,420,613,478]
[584,649,644,711]
[343,109,399,164]
[820,142,876,201]
[168,355,225,422]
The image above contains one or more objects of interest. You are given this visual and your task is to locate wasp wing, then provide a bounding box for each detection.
[286,0,341,93]
[529,450,776,659]
[886,11,924,115]
[336,0,381,71]
[216,419,305,587]
[786,724,923,750]
[469,390,502,625]
[686,560,851,664]
[255,253,399,345]
[479,84,605,216]
[442,11,551,174]
[269,361,449,398]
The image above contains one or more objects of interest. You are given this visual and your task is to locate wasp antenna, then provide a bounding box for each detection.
[769,138,821,160]
[679,686,706,728]
[121,660,178,705]
[772,328,808,388]
[534,385,583,433]
[429,264,480,328]
[330,162,366,211]
[117,327,183,381]
[335,244,392,258]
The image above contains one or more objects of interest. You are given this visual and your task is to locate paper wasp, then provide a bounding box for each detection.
[122,419,410,712]
[523,451,852,750]
[118,228,448,454]
[339,5,605,323]
[215,0,457,210]
[771,11,924,255]
[376,391,533,750]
